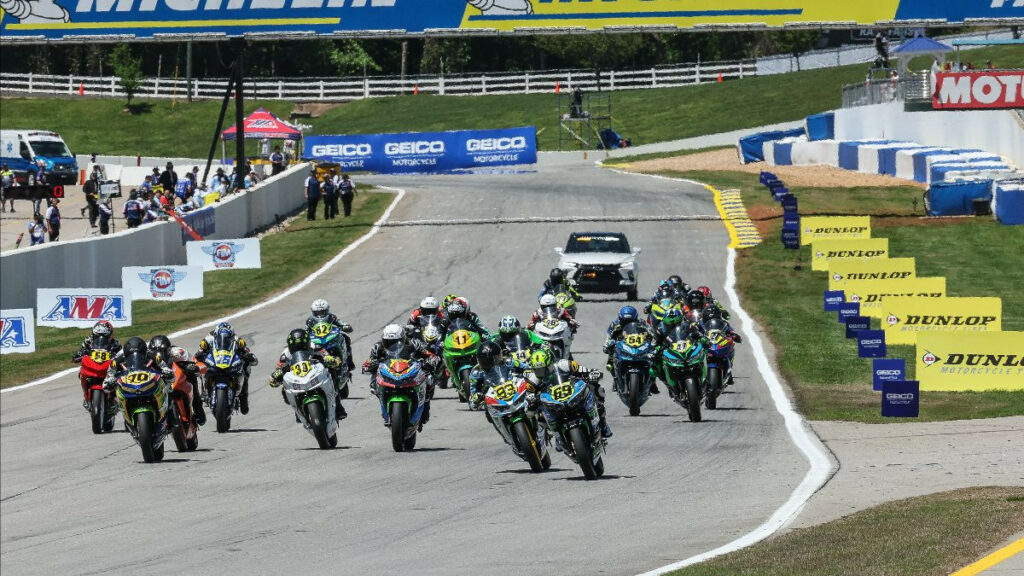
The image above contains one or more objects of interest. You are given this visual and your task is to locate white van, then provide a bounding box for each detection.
[0,130,79,186]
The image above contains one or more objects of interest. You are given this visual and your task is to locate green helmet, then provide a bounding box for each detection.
[529,348,555,379]
[663,307,684,328]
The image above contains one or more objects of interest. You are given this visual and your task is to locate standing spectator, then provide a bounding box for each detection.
[32,160,48,215]
[44,198,62,242]
[304,167,321,221]
[1,163,14,213]
[160,162,178,192]
[124,191,144,228]
[28,214,46,246]
[174,176,191,202]
[187,166,199,189]
[322,171,338,220]
[283,139,296,164]
[338,173,357,217]
[98,199,113,235]
[82,165,101,227]
[270,145,285,175]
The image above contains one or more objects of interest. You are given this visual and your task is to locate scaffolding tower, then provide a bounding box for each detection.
[558,91,612,151]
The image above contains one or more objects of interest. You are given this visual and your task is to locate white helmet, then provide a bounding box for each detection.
[539,294,557,307]
[169,346,189,363]
[311,298,329,317]
[423,325,442,343]
[382,324,404,344]
[420,296,439,312]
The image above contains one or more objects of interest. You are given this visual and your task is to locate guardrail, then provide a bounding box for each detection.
[0,60,755,102]
[840,72,931,108]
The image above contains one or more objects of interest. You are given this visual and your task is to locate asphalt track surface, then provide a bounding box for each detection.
[0,155,806,576]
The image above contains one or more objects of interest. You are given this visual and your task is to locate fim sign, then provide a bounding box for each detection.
[858,330,886,358]
[882,380,919,418]
[873,358,906,392]
[187,238,262,271]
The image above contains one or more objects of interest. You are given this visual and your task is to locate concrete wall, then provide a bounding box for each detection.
[834,103,1024,167]
[0,164,309,311]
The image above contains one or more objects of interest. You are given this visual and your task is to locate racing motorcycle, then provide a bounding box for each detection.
[538,370,606,480]
[502,332,535,375]
[483,365,551,473]
[611,322,657,416]
[114,355,168,463]
[310,320,350,400]
[703,317,737,410]
[533,307,574,360]
[75,344,117,434]
[554,289,578,318]
[420,320,448,390]
[647,297,682,332]
[659,325,708,423]
[369,350,430,452]
[203,333,246,433]
[282,350,340,449]
[168,360,200,452]
[443,317,483,402]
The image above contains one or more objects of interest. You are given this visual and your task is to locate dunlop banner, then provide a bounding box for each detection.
[883,297,1002,345]
[801,216,871,246]
[811,238,888,272]
[843,277,947,318]
[828,257,916,291]
[917,331,1024,392]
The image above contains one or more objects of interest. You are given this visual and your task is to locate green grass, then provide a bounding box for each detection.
[4,45,1019,156]
[600,146,733,166]
[667,486,1024,576]
[0,191,392,388]
[657,168,1024,422]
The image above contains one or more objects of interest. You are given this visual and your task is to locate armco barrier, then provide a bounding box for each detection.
[0,164,309,311]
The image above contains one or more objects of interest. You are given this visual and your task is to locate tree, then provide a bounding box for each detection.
[108,44,143,106]
[330,39,381,77]
[774,30,821,71]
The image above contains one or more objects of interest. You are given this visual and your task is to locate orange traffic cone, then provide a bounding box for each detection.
[717,73,723,83]
[413,84,419,95]
[555,82,560,94]
[78,82,84,96]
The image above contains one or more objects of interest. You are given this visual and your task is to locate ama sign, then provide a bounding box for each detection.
[37,289,132,328]
[0,309,36,354]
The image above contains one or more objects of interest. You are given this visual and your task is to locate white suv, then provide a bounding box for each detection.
[554,232,641,301]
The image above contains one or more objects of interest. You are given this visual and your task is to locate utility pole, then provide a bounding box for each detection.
[233,39,246,191]
[400,40,408,91]
[186,41,193,102]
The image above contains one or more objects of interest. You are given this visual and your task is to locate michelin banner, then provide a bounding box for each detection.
[917,331,1024,392]
[1,308,36,354]
[186,238,262,271]
[883,296,1002,345]
[2,1,1020,43]
[37,288,132,328]
[122,266,204,301]
[305,127,537,174]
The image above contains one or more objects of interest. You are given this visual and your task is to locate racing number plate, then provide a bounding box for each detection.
[624,334,645,347]
[492,382,516,402]
[542,318,559,329]
[291,361,312,377]
[89,350,111,362]
[312,323,331,338]
[123,371,152,385]
[549,382,574,402]
[451,330,473,350]
[672,341,690,354]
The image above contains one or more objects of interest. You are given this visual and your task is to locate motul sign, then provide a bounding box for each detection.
[933,71,1024,110]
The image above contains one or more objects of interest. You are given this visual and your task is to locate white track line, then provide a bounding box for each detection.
[1,187,406,395]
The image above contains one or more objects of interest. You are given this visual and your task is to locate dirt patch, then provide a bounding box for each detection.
[292,102,343,118]
[625,147,926,189]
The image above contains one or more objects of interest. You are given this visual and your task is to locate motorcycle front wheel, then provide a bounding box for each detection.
[569,427,598,480]
[90,389,106,435]
[307,401,332,449]
[170,403,189,452]
[390,402,408,452]
[513,420,545,473]
[685,378,703,423]
[214,388,231,433]
[136,411,158,463]
[706,368,721,410]
[628,372,641,417]
[457,367,471,403]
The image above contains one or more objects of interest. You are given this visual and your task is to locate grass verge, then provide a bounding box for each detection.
[667,486,1024,576]
[600,146,733,166]
[656,168,1024,422]
[0,191,392,388]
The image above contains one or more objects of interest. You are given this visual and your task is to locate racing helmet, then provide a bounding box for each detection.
[618,306,638,323]
[382,324,405,347]
[287,328,310,354]
[549,268,564,286]
[668,274,686,292]
[697,286,712,299]
[148,335,172,362]
[705,317,729,334]
[419,296,439,316]
[441,294,459,308]
[92,320,113,339]
[311,298,330,318]
[687,290,707,310]
[498,315,521,336]
[529,348,555,380]
[446,299,466,319]
[122,337,148,367]
[422,324,442,344]
[476,341,502,372]
[539,294,557,308]
[168,346,189,363]
[215,322,234,339]
[455,296,470,314]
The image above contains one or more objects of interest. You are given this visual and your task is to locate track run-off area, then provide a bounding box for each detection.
[0,153,828,576]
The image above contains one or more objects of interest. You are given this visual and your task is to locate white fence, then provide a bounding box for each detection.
[0,60,755,102]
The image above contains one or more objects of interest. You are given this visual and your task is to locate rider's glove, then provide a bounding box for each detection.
[72,352,83,363]
[470,393,483,408]
[588,369,604,383]
[732,333,743,344]
[340,323,353,334]
[184,362,199,375]
[602,339,614,354]
[525,392,538,408]
[323,355,341,369]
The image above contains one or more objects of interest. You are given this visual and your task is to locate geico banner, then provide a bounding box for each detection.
[121,266,204,301]
[917,331,1024,392]
[883,296,1002,345]
[37,289,132,328]
[828,257,916,291]
[843,276,947,318]
[186,238,262,271]
[304,127,537,174]
[933,71,1024,110]
[1,1,1019,42]
[800,216,871,246]
[811,238,888,271]
[1,308,37,354]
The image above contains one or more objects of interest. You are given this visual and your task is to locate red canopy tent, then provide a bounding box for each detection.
[221,107,302,141]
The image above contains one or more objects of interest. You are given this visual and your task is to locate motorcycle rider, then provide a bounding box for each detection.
[525,347,612,439]
[645,279,680,310]
[197,322,259,415]
[306,299,355,373]
[363,324,441,426]
[72,320,122,409]
[526,294,579,333]
[538,267,582,301]
[468,341,508,410]
[166,345,208,426]
[103,337,172,392]
[602,306,659,394]
[703,316,742,386]
[668,274,690,297]
[496,315,546,351]
[445,298,489,340]
[695,286,731,320]
[269,328,347,420]
[684,289,709,321]
[408,296,447,329]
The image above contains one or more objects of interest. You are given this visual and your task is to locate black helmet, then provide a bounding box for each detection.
[706,317,729,333]
[124,337,147,355]
[687,290,707,310]
[549,268,564,286]
[287,328,310,354]
[476,341,502,372]
[148,335,171,362]
[668,274,686,291]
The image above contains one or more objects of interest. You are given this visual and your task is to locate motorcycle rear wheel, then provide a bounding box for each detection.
[90,389,105,435]
[338,381,350,400]
[685,378,703,423]
[390,403,408,452]
[186,434,199,451]
[171,411,189,452]
[214,388,231,433]
[307,401,332,449]
[513,420,545,473]
[569,427,598,480]
[628,372,641,417]
[136,411,157,463]
[706,368,721,410]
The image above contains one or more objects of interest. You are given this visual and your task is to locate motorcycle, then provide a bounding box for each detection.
[443,317,483,402]
[647,297,682,332]
[483,365,552,473]
[420,317,448,390]
[611,322,657,417]
[704,328,736,410]
[114,355,168,463]
[502,332,535,376]
[533,306,574,360]
[310,320,350,400]
[204,333,246,433]
[282,350,340,449]
[76,343,117,434]
[538,370,606,480]
[372,351,430,452]
[167,362,200,452]
[659,325,708,422]
[554,289,578,318]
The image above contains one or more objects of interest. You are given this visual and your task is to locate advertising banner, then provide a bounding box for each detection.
[180,208,216,244]
[873,358,906,392]
[932,71,1024,110]
[37,289,132,328]
[883,296,1002,345]
[858,330,886,358]
[824,290,845,312]
[4,1,1018,43]
[843,276,947,318]
[828,257,916,291]
[800,215,871,246]
[305,127,537,174]
[881,380,919,418]
[186,238,262,271]
[838,302,860,323]
[811,238,888,272]
[916,331,1024,392]
[845,315,870,338]
[121,266,204,301]
[1,308,36,354]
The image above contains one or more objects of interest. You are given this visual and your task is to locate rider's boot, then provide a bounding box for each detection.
[239,378,250,415]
